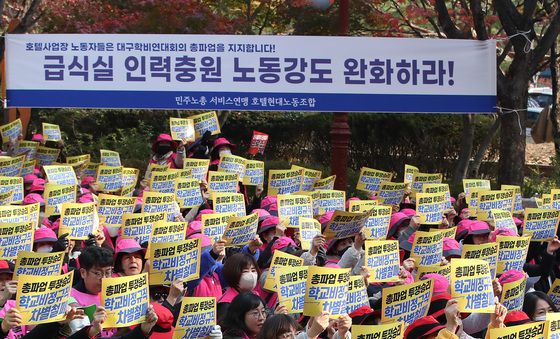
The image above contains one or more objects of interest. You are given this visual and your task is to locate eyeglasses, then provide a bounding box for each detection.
[247,309,268,319]
[89,268,113,279]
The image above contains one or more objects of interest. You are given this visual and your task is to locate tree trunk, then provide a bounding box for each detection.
[453,114,475,183]
[469,116,500,177]
[551,43,560,157]
[498,86,528,186]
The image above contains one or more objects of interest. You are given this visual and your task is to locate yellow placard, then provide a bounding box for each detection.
[59,202,97,240]
[411,230,445,267]
[213,192,246,217]
[277,194,313,227]
[347,275,370,314]
[365,240,400,282]
[489,321,546,339]
[0,190,14,206]
[44,183,76,216]
[207,170,238,194]
[303,266,350,317]
[356,167,393,193]
[101,273,149,328]
[551,189,560,210]
[542,193,553,209]
[462,243,499,279]
[548,279,560,309]
[169,117,195,141]
[20,159,36,177]
[150,221,186,246]
[378,181,407,206]
[223,213,259,246]
[36,146,60,166]
[145,163,169,180]
[0,203,40,228]
[173,297,217,339]
[310,189,346,216]
[142,191,177,216]
[0,119,22,143]
[15,141,38,160]
[96,165,123,192]
[121,212,167,245]
[0,176,23,204]
[44,165,78,186]
[0,222,34,260]
[149,238,201,285]
[496,235,530,275]
[429,226,456,239]
[14,251,65,279]
[546,312,560,338]
[243,160,264,186]
[292,165,322,192]
[463,179,491,195]
[416,192,447,224]
[416,263,451,280]
[323,210,371,240]
[522,208,560,242]
[98,194,136,228]
[501,184,524,214]
[121,167,139,197]
[411,172,442,193]
[218,154,246,182]
[450,259,495,313]
[264,251,304,292]
[313,175,336,191]
[298,217,322,251]
[268,168,303,196]
[66,154,91,165]
[100,149,121,167]
[190,111,221,138]
[490,209,517,232]
[149,170,179,194]
[352,323,404,339]
[381,279,433,325]
[82,162,100,178]
[466,188,484,215]
[424,183,453,209]
[201,212,234,244]
[42,122,61,141]
[477,190,514,221]
[16,271,73,325]
[404,164,419,184]
[0,154,25,176]
[348,200,378,213]
[275,266,308,314]
[175,177,203,208]
[183,158,209,182]
[363,205,392,240]
[501,276,526,311]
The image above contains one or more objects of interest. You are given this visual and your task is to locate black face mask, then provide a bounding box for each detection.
[156,146,172,156]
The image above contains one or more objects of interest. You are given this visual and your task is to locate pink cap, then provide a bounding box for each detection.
[400,208,416,217]
[78,193,94,203]
[442,237,461,257]
[468,221,491,236]
[450,196,456,203]
[319,211,334,228]
[490,228,518,242]
[186,221,202,237]
[421,273,449,294]
[456,219,474,240]
[34,227,57,243]
[23,174,38,184]
[258,216,278,234]
[115,238,143,256]
[345,197,361,210]
[513,217,523,226]
[23,193,44,206]
[271,236,297,253]
[260,196,278,211]
[189,233,212,248]
[498,269,525,285]
[31,133,43,142]
[29,178,45,193]
[252,208,271,221]
[195,209,215,221]
[152,133,178,152]
[388,212,411,238]
[81,176,95,186]
[213,137,236,150]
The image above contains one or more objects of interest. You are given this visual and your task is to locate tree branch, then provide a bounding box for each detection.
[494,0,527,55]
[434,0,465,38]
[530,9,560,75]
[11,0,42,34]
[498,40,512,65]
[470,0,489,40]
[390,0,425,38]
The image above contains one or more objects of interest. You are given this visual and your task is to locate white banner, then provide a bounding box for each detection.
[6,34,496,113]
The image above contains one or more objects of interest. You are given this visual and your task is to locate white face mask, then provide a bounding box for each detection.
[238,272,258,291]
[534,315,547,322]
[36,246,53,253]
[219,148,232,158]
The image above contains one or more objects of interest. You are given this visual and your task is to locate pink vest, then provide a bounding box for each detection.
[0,300,28,339]
[192,273,222,298]
[71,288,115,337]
